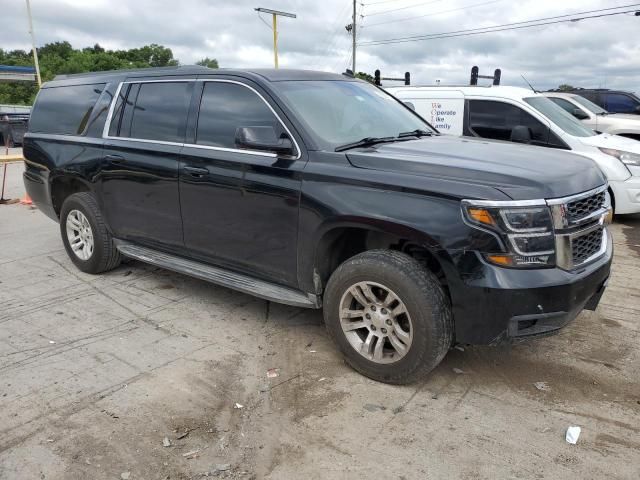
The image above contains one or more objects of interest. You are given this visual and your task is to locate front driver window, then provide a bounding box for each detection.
[468,100,549,145]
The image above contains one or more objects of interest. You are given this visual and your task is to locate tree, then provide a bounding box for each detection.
[0,42,182,105]
[196,57,219,69]
[557,84,576,92]
[355,71,374,83]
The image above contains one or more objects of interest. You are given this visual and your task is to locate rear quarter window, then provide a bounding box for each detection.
[29,83,105,135]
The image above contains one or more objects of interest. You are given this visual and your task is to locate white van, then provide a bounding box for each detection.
[387,85,640,214]
[543,92,640,141]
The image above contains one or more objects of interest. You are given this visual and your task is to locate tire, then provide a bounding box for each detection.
[323,250,453,384]
[60,192,121,274]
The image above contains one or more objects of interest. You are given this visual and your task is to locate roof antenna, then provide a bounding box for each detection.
[521,75,538,93]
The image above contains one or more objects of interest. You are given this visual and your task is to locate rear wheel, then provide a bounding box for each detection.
[60,192,121,274]
[323,250,453,384]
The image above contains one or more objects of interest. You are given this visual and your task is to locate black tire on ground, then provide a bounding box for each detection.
[59,192,121,274]
[323,249,453,384]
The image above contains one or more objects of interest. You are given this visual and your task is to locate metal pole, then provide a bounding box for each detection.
[352,0,357,74]
[273,13,278,69]
[25,0,42,87]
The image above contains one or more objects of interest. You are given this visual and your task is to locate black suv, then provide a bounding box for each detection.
[24,67,613,383]
[551,88,640,115]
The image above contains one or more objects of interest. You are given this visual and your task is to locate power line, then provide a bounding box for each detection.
[364,0,406,5]
[364,0,441,17]
[358,4,640,45]
[363,0,502,28]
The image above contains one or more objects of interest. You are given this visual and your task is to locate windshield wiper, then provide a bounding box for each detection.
[397,129,433,138]
[334,136,397,152]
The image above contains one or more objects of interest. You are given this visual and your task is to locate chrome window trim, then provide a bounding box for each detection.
[101,78,300,160]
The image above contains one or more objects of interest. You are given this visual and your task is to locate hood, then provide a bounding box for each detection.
[346,135,605,200]
[579,132,640,153]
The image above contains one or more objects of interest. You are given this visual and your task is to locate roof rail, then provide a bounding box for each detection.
[470,66,501,86]
[374,69,410,86]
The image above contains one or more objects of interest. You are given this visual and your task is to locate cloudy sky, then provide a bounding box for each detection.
[2,0,639,91]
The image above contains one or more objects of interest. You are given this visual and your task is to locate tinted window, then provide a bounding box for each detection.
[548,97,579,115]
[196,82,283,149]
[603,93,640,113]
[468,100,549,144]
[30,83,105,135]
[113,82,192,142]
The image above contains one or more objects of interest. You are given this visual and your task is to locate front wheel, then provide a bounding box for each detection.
[323,250,453,384]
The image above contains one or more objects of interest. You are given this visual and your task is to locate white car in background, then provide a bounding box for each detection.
[387,85,640,214]
[543,92,640,141]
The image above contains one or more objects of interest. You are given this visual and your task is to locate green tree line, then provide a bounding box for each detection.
[0,41,218,105]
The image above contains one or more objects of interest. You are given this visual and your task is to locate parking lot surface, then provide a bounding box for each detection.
[1,164,639,479]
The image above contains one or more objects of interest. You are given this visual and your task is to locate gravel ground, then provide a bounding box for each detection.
[0,165,639,479]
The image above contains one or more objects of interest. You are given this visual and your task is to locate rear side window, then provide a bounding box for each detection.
[196,82,283,149]
[109,81,193,143]
[468,100,549,144]
[29,83,105,135]
[603,93,639,113]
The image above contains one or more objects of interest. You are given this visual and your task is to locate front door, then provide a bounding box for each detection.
[179,79,305,287]
[100,79,194,248]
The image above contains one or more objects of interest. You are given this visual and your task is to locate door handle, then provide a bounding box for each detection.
[105,154,126,163]
[184,166,209,177]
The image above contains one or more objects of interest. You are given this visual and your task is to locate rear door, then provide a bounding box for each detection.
[101,79,194,248]
[179,79,304,287]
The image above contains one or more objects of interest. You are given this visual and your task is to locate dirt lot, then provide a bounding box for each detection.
[1,162,639,479]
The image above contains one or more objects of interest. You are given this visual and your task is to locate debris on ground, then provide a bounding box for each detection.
[565,426,581,444]
[162,437,171,447]
[266,368,280,378]
[454,345,465,352]
[176,430,190,440]
[363,404,386,412]
[534,382,550,391]
[120,472,131,480]
[234,402,244,409]
[308,350,317,353]
[48,340,55,344]
[318,377,326,382]
[182,449,200,458]
[453,368,465,374]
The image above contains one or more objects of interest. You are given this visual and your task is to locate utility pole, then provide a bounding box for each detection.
[255,7,297,69]
[352,0,357,73]
[25,0,42,87]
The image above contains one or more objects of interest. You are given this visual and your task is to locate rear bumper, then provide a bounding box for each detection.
[448,229,613,345]
[23,164,57,221]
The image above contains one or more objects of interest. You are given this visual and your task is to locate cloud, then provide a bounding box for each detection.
[2,0,638,92]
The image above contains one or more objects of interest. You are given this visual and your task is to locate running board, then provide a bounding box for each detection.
[115,241,321,309]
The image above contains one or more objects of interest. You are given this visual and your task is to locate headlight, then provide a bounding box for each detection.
[599,147,640,167]
[462,202,555,268]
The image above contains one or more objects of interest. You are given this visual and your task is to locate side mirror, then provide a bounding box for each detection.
[403,101,416,111]
[572,108,590,120]
[510,125,532,144]
[634,105,640,114]
[235,126,294,155]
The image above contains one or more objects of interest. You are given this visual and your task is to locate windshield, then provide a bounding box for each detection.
[524,96,596,138]
[275,80,435,149]
[571,95,608,115]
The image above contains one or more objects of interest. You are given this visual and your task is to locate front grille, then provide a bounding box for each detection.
[572,227,604,265]
[566,191,605,222]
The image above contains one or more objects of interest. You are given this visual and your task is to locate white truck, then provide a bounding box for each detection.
[387,85,640,215]
[543,92,640,141]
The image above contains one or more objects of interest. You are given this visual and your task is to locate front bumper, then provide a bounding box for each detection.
[448,229,613,345]
[609,176,640,214]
